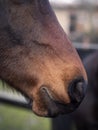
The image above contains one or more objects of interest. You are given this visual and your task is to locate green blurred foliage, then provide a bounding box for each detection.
[0,105,51,130]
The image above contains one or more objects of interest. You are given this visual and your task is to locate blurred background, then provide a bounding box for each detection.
[0,0,98,130]
[50,0,98,45]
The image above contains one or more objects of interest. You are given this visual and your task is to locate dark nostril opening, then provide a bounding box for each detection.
[68,78,86,103]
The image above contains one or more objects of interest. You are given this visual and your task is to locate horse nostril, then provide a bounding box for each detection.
[68,78,86,103]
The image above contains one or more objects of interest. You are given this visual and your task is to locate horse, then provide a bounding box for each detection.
[0,0,87,117]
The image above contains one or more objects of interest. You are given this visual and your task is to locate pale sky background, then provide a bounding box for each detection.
[49,0,98,5]
[49,0,75,4]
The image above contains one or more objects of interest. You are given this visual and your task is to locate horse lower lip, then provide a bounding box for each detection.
[54,101,80,114]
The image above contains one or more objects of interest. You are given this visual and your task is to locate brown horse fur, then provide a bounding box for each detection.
[0,0,87,117]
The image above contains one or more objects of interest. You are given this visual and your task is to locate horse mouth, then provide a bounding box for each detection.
[40,87,80,117]
[25,86,81,117]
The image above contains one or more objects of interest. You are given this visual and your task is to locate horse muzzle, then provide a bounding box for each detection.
[40,77,87,117]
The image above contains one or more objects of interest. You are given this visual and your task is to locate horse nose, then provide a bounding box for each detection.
[68,78,87,103]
